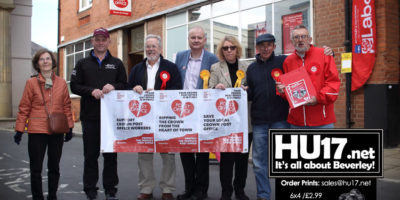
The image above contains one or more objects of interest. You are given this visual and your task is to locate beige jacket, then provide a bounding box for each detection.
[209,60,252,132]
[209,60,249,88]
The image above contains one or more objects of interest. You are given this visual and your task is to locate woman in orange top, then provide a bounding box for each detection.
[14,49,74,200]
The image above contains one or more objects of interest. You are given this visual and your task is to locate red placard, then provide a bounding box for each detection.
[351,0,376,91]
[279,67,316,108]
[282,12,303,54]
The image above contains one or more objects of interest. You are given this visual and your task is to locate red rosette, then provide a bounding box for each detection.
[271,68,283,82]
[160,71,170,90]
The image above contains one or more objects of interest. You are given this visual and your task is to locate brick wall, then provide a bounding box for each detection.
[314,0,348,128]
[314,0,399,128]
[59,0,193,45]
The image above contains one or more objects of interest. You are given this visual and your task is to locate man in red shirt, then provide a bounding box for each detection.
[277,24,340,128]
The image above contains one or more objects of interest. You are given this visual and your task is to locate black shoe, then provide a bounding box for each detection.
[177,192,192,200]
[106,194,118,200]
[47,195,57,200]
[86,193,97,200]
[235,193,249,200]
[190,193,207,200]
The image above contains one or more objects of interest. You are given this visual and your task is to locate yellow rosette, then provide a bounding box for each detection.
[234,69,245,88]
[200,70,210,89]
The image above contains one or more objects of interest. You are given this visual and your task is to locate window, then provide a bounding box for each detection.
[165,0,311,60]
[64,40,93,94]
[79,0,93,12]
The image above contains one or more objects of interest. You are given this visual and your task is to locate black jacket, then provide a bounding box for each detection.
[246,53,289,124]
[128,56,182,90]
[70,50,127,121]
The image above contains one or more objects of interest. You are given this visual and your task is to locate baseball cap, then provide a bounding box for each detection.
[256,33,275,44]
[93,27,110,38]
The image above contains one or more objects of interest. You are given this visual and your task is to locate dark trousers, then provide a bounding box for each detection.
[82,120,119,196]
[180,152,209,196]
[219,133,253,198]
[28,133,64,200]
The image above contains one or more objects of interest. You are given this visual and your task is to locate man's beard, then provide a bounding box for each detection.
[147,54,159,62]
[294,44,309,53]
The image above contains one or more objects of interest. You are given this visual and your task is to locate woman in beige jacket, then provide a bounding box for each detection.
[209,36,251,200]
[14,49,74,200]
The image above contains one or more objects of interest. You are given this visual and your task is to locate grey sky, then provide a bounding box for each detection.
[31,0,58,51]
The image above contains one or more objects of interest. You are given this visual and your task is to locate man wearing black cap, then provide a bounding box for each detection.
[245,33,290,200]
[71,27,127,200]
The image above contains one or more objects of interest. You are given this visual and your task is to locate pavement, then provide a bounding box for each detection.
[1,118,400,182]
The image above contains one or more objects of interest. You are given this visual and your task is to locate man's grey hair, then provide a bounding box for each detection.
[290,24,309,40]
[145,34,162,49]
[188,26,207,38]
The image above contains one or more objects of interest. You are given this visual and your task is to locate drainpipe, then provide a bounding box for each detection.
[344,0,352,128]
[57,0,60,74]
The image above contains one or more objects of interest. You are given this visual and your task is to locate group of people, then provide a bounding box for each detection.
[14,24,340,200]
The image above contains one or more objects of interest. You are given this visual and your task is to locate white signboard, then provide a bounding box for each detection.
[101,89,248,153]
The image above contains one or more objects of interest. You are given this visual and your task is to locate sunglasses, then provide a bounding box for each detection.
[222,46,237,51]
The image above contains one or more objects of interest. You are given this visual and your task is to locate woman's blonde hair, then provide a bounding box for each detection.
[216,35,243,62]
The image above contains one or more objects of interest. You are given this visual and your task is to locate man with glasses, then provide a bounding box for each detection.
[277,24,340,129]
[128,34,182,200]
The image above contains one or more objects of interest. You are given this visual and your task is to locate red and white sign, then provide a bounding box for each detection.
[255,22,267,38]
[100,89,248,153]
[282,12,303,54]
[110,0,131,16]
[352,0,376,91]
[254,22,267,54]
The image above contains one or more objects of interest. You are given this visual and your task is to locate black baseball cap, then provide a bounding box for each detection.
[256,33,275,44]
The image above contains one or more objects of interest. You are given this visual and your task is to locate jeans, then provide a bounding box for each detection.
[252,121,289,199]
[290,123,334,129]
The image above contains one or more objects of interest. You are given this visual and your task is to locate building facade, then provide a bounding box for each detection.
[58,0,399,144]
[0,0,33,118]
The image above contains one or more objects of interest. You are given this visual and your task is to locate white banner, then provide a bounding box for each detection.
[101,89,248,153]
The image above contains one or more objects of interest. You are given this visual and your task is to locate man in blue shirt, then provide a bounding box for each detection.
[174,26,219,200]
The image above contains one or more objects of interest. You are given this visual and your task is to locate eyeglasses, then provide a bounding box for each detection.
[39,57,51,62]
[146,45,159,49]
[293,35,309,40]
[222,46,237,51]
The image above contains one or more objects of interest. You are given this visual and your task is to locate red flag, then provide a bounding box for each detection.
[351,0,376,91]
